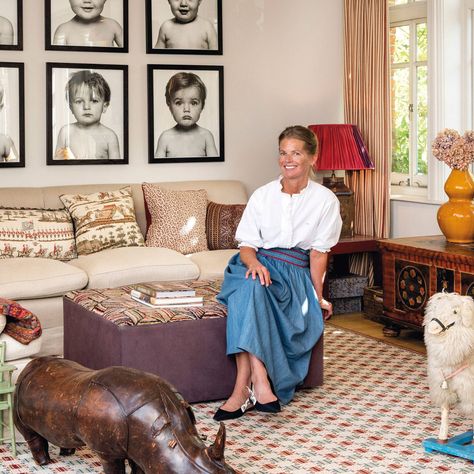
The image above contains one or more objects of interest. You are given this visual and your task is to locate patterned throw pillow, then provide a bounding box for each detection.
[60,187,144,256]
[0,208,77,260]
[142,183,208,255]
[0,297,42,344]
[206,202,246,250]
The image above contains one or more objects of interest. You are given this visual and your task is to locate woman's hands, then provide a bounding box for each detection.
[319,297,333,320]
[240,247,272,287]
[245,261,272,287]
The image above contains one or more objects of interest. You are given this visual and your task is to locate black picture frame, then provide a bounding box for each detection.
[45,0,128,52]
[146,0,222,55]
[0,0,22,50]
[0,62,24,168]
[46,62,128,165]
[147,64,224,164]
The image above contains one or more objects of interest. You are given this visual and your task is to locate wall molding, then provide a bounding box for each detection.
[427,0,446,202]
[463,0,474,130]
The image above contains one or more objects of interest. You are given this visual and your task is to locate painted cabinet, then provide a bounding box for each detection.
[378,236,474,331]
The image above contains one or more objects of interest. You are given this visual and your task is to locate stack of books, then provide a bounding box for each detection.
[130,282,203,308]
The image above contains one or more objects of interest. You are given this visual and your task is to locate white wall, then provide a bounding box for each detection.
[0,0,344,194]
[390,198,440,237]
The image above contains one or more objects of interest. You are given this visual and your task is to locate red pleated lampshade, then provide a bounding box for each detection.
[308,124,374,171]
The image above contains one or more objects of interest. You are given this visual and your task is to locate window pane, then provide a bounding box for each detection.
[416,23,427,61]
[416,65,428,175]
[390,25,410,64]
[389,0,410,5]
[391,67,410,173]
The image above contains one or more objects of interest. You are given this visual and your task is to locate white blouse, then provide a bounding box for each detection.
[236,178,342,253]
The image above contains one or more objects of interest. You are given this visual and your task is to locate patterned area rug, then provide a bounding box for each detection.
[1,326,472,473]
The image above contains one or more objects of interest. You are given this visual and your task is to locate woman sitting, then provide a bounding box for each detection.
[214,125,342,421]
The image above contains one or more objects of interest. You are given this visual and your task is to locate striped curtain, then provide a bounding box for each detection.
[343,0,391,284]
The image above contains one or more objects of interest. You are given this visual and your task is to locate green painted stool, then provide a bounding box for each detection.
[0,341,17,456]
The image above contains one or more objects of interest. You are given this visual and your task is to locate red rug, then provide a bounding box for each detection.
[1,326,472,473]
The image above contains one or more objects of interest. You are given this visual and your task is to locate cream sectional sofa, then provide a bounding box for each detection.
[0,180,247,367]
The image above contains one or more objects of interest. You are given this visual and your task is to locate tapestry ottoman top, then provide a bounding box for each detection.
[65,279,226,327]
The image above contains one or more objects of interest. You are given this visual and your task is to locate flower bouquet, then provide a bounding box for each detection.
[432,129,474,170]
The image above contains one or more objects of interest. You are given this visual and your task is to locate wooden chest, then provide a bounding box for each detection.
[378,236,474,330]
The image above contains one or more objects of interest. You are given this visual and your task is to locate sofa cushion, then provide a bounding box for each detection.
[188,249,239,280]
[0,333,42,362]
[206,202,246,250]
[60,186,145,256]
[68,246,200,288]
[143,183,208,255]
[0,208,77,260]
[0,258,88,299]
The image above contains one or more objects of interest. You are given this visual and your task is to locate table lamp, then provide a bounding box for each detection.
[308,124,374,238]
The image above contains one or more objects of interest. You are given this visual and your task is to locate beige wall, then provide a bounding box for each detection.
[0,0,344,194]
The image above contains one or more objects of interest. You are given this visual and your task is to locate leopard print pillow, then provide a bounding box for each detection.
[142,184,209,255]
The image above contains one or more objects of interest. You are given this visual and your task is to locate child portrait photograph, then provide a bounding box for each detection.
[0,0,22,50]
[0,62,24,168]
[147,64,224,163]
[146,0,222,55]
[45,0,128,52]
[47,63,128,165]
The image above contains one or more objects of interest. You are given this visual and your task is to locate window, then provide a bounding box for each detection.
[389,1,428,195]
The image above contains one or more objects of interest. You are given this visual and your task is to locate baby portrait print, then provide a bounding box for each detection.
[0,64,24,167]
[146,0,222,54]
[47,63,128,165]
[47,0,127,52]
[0,0,21,49]
[148,65,224,163]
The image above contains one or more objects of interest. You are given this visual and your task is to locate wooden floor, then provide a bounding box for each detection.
[329,312,426,354]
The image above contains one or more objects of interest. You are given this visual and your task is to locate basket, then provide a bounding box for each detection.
[363,286,384,322]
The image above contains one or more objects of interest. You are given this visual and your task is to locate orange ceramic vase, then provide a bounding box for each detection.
[437,169,474,243]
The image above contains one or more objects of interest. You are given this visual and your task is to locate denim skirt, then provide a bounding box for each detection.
[217,248,323,404]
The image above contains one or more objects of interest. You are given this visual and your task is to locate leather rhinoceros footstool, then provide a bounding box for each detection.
[63,280,323,403]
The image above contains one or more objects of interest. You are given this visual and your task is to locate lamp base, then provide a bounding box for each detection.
[322,176,354,239]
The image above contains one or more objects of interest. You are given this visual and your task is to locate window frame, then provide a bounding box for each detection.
[389,1,428,197]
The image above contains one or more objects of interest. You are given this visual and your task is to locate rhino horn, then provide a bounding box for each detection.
[206,422,226,462]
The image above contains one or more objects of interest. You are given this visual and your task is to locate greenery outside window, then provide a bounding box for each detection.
[389,1,428,196]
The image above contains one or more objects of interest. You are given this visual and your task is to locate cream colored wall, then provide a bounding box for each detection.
[0,0,344,194]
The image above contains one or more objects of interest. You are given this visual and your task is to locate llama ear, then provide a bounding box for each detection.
[461,297,474,327]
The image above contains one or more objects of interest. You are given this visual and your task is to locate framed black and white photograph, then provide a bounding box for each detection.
[146,0,222,55]
[0,63,24,168]
[46,63,128,165]
[0,0,22,50]
[147,64,224,163]
[45,0,128,52]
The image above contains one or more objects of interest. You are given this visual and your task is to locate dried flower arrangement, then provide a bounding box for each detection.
[432,129,474,170]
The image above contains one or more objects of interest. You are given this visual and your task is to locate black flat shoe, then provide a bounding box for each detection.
[213,396,254,422]
[254,399,281,413]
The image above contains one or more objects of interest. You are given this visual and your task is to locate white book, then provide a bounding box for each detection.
[131,295,204,309]
[130,289,203,305]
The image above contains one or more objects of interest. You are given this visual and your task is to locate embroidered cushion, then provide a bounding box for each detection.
[0,208,77,260]
[142,183,208,255]
[60,186,144,256]
[206,202,246,250]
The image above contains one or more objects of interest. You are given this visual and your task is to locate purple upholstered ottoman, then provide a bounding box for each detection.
[63,280,323,403]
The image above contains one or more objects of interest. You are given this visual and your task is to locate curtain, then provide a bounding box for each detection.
[343,0,391,285]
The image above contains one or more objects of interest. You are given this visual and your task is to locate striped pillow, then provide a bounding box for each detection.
[206,202,246,250]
